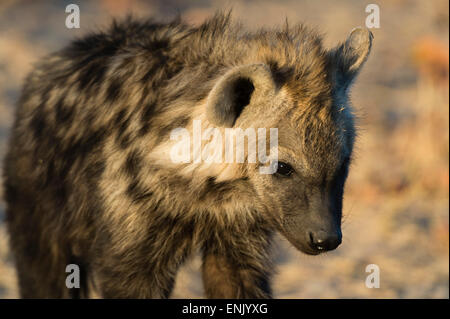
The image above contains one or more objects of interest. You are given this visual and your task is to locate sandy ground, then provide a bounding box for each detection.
[0,0,448,298]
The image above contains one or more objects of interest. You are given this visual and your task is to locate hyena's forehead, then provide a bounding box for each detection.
[284,101,355,174]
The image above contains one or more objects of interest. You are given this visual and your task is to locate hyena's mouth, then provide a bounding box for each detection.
[280,230,323,255]
[290,240,324,256]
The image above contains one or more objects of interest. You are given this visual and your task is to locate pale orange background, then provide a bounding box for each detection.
[0,0,448,298]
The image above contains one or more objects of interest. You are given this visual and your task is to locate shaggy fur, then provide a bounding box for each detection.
[3,13,372,298]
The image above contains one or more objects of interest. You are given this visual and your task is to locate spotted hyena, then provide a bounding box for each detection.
[3,13,372,298]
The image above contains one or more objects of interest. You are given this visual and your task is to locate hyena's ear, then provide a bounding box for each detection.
[329,27,373,90]
[206,64,275,127]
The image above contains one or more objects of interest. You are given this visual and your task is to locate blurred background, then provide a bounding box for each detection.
[0,0,448,298]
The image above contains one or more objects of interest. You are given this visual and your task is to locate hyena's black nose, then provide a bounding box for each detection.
[309,230,342,251]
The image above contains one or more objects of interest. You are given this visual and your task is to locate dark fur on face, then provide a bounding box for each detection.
[3,12,372,298]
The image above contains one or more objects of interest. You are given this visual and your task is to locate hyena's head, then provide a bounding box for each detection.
[205,27,373,255]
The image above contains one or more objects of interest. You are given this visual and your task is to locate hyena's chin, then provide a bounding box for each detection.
[280,231,319,255]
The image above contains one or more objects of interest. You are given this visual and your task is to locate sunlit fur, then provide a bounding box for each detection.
[3,13,371,298]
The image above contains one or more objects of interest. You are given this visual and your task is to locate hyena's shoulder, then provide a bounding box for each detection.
[22,16,189,107]
[4,17,199,209]
[13,17,194,147]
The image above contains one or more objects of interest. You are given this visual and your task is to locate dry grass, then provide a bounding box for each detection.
[0,0,448,298]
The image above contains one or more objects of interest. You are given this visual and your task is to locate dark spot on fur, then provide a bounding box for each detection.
[77,60,109,91]
[138,100,159,136]
[124,149,142,178]
[113,110,134,149]
[81,127,107,155]
[146,39,169,52]
[55,98,74,124]
[141,100,157,125]
[30,107,47,140]
[138,122,151,136]
[126,179,153,203]
[114,109,127,126]
[60,127,107,172]
[85,159,106,180]
[118,133,132,149]
[54,183,68,207]
[116,112,131,140]
[106,78,122,102]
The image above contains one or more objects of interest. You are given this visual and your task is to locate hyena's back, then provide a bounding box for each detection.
[3,17,199,298]
[4,13,261,298]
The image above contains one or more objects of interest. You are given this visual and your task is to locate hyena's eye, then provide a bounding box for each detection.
[275,161,294,177]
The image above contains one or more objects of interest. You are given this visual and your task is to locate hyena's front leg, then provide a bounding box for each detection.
[92,247,180,298]
[92,219,194,298]
[201,228,274,298]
